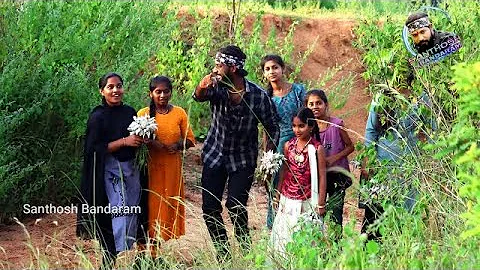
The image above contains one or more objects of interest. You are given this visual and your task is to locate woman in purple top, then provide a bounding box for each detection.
[305,89,354,233]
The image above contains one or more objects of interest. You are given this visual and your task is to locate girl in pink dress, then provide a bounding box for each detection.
[270,107,327,257]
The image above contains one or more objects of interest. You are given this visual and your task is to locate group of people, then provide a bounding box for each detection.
[76,10,444,268]
[76,73,195,268]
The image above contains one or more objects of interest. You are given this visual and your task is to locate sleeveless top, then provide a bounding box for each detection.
[319,117,350,171]
[280,137,321,200]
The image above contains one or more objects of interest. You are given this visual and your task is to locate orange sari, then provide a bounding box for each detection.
[138,106,195,241]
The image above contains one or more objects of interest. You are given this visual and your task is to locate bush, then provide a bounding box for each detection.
[0,0,175,222]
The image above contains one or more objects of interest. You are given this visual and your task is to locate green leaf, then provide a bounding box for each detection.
[366,240,379,254]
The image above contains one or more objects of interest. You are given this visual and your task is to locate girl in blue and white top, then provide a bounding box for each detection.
[260,54,307,230]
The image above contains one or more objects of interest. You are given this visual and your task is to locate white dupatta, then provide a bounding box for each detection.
[308,144,319,208]
[304,144,324,228]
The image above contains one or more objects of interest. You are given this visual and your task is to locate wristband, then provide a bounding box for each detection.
[317,204,326,209]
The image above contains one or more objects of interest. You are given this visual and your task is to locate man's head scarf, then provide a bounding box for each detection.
[407,16,431,33]
[215,52,246,70]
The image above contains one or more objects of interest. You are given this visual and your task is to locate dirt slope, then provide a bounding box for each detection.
[255,14,370,140]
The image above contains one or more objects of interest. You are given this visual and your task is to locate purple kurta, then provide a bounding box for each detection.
[319,117,350,172]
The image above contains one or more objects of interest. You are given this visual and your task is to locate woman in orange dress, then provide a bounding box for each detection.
[137,76,195,244]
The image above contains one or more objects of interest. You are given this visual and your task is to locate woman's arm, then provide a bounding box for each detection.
[276,143,289,193]
[326,125,355,166]
[258,93,280,152]
[316,146,327,216]
[168,138,194,153]
[170,108,196,152]
[273,144,289,209]
[107,135,142,153]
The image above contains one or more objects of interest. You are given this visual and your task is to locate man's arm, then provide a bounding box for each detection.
[364,100,380,148]
[193,74,217,102]
[361,100,381,179]
[258,91,280,152]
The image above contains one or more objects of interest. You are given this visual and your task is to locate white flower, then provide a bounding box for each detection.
[128,115,158,139]
[258,150,285,176]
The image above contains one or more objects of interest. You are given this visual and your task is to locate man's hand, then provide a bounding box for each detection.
[199,73,221,89]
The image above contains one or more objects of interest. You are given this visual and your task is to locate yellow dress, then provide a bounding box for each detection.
[138,106,195,241]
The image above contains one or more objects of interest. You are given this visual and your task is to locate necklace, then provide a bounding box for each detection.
[228,88,245,106]
[274,83,292,97]
[156,105,171,115]
[293,137,312,164]
[227,87,245,94]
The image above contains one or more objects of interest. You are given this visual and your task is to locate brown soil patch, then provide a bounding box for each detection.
[248,14,370,142]
[0,12,369,268]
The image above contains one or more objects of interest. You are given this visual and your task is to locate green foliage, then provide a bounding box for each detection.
[347,0,480,268]
[441,62,480,238]
[1,0,479,268]
[0,0,177,221]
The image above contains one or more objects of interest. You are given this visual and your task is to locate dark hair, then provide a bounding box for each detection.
[304,89,328,106]
[260,54,286,97]
[405,12,429,26]
[148,75,173,117]
[98,72,123,106]
[293,107,320,140]
[218,45,248,77]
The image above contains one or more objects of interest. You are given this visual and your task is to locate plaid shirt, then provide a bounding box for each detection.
[193,79,280,172]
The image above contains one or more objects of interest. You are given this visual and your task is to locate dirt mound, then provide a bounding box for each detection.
[248,14,370,141]
[0,13,370,268]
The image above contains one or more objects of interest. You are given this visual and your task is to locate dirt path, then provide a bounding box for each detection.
[0,146,270,268]
[0,14,370,269]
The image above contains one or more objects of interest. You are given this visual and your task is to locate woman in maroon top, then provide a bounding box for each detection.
[270,107,327,257]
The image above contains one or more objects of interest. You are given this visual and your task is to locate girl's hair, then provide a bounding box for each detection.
[304,89,328,106]
[260,54,285,97]
[293,107,320,140]
[148,75,173,117]
[98,72,123,106]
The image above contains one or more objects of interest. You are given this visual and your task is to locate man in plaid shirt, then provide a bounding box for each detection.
[193,45,279,261]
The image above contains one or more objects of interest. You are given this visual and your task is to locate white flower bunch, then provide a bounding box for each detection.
[258,150,285,182]
[128,115,158,139]
[368,184,390,197]
[127,115,158,172]
[359,176,392,204]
